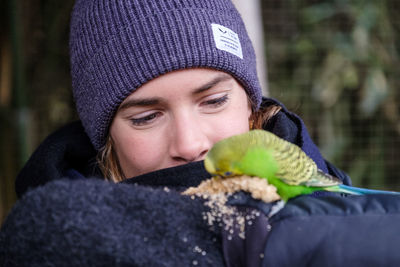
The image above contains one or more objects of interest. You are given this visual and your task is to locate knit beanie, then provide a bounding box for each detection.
[69,0,263,150]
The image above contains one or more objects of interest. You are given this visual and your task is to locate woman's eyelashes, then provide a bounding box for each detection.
[128,94,229,127]
[130,112,162,126]
[202,94,229,108]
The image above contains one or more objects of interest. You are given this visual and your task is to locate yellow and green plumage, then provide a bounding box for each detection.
[204,129,400,202]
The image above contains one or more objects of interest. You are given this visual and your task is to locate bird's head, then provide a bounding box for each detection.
[204,130,279,178]
[204,133,251,177]
[204,155,241,177]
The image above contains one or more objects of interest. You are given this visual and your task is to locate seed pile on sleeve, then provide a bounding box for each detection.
[182,176,280,240]
[183,175,280,203]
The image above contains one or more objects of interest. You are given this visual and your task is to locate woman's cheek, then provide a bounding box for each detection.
[125,134,171,176]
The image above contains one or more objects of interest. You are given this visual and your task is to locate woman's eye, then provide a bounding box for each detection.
[203,94,229,108]
[130,112,161,126]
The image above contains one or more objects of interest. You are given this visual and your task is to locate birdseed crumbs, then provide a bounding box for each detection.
[182,175,280,203]
[182,176,281,240]
[163,186,170,193]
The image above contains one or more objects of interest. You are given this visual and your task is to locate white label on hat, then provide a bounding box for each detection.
[211,23,243,59]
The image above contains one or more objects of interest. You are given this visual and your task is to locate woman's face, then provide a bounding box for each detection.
[110,68,252,178]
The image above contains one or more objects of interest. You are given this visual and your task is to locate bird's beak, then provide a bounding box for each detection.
[204,157,216,175]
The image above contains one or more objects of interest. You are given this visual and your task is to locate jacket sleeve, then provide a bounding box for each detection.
[0,178,225,267]
[223,193,400,267]
[263,194,400,266]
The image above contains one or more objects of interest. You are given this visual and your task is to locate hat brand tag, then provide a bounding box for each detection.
[211,23,243,59]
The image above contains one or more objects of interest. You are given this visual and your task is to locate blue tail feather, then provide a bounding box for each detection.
[338,184,400,195]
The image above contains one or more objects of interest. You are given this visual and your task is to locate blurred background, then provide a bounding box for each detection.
[1,0,399,224]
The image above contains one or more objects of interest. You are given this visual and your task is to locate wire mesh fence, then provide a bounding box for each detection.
[261,0,400,190]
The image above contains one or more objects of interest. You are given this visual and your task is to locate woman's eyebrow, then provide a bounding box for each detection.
[118,97,161,111]
[192,73,233,95]
[118,73,233,111]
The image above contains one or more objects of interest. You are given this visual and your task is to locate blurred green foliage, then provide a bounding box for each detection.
[0,0,76,223]
[262,0,400,190]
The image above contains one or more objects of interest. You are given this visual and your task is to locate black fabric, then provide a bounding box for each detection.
[263,194,400,267]
[224,193,400,267]
[5,168,400,267]
[222,193,274,267]
[0,178,224,266]
[122,161,210,191]
[15,121,99,198]
[263,101,300,145]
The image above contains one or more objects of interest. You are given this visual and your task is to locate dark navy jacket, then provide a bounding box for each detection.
[1,98,400,266]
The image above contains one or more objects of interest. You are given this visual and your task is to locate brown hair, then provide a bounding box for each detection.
[249,104,282,130]
[97,104,282,182]
[97,137,126,182]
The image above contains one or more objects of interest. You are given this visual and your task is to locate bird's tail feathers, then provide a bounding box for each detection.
[327,184,400,195]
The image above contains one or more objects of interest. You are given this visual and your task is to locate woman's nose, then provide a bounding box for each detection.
[169,116,211,163]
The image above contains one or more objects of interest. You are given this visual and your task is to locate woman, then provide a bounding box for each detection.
[67,0,335,183]
[2,0,399,266]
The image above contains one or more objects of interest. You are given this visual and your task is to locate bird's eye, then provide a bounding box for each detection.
[224,171,233,176]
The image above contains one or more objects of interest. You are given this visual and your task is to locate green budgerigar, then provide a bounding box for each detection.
[204,129,400,202]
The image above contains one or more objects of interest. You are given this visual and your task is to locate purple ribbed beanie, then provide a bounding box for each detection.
[69,0,262,150]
